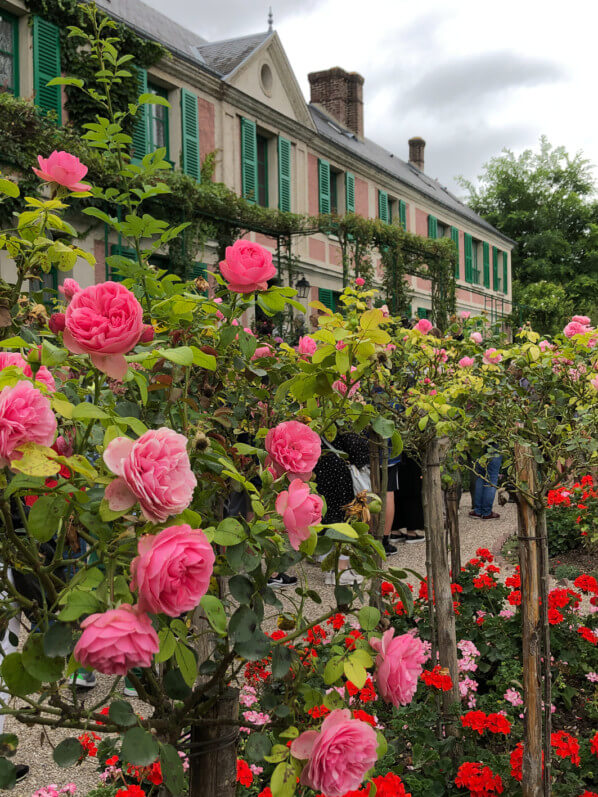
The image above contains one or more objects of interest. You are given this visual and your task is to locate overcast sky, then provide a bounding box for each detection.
[143,0,597,195]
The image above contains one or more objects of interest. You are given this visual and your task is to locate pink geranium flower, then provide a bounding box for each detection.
[0,381,56,468]
[32,151,91,192]
[64,281,144,380]
[275,479,323,550]
[219,240,276,294]
[74,604,159,675]
[104,428,197,522]
[370,629,426,707]
[265,421,321,481]
[131,524,214,616]
[291,709,378,796]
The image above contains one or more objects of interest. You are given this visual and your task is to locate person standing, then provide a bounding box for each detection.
[470,451,502,519]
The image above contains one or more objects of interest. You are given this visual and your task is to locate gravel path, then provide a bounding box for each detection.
[5,497,518,796]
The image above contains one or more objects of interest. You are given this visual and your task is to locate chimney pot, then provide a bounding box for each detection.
[408,136,426,172]
[308,67,364,138]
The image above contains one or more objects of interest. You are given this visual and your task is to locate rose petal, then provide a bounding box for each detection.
[90,352,129,380]
[103,437,135,476]
[105,477,136,511]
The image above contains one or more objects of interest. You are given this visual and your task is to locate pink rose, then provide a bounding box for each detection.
[563,321,589,338]
[335,341,347,351]
[0,381,56,468]
[460,311,471,319]
[265,421,321,482]
[131,524,215,616]
[572,315,591,325]
[369,629,426,707]
[458,356,475,368]
[59,278,81,301]
[591,376,598,391]
[415,318,432,334]
[434,347,448,363]
[380,304,390,318]
[49,312,66,333]
[291,709,378,796]
[64,281,144,380]
[539,340,554,352]
[74,605,159,675]
[219,240,276,294]
[355,277,365,287]
[470,332,483,344]
[297,336,317,356]
[251,345,275,361]
[332,366,360,397]
[104,428,197,522]
[54,434,73,457]
[139,324,154,343]
[275,479,323,550]
[32,151,91,192]
[386,343,397,351]
[483,348,502,365]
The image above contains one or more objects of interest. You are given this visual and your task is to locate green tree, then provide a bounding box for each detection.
[459,137,598,329]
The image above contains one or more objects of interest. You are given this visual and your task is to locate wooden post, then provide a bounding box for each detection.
[445,470,461,579]
[515,443,543,797]
[423,438,461,714]
[188,687,239,797]
[538,506,552,796]
[369,432,385,611]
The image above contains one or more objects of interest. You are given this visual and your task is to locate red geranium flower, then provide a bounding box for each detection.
[353,709,377,727]
[574,574,598,594]
[461,711,487,735]
[578,627,598,646]
[590,730,598,757]
[421,666,453,691]
[551,731,580,766]
[236,758,253,787]
[454,761,503,796]
[548,608,564,625]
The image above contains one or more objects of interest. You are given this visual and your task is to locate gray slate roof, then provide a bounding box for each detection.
[310,104,514,245]
[198,32,272,77]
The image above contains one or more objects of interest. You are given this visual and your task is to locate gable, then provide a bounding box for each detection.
[226,33,315,131]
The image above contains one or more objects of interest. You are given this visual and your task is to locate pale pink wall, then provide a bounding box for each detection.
[417,277,431,292]
[355,177,369,217]
[255,233,277,250]
[309,238,326,261]
[94,240,105,283]
[198,97,216,163]
[415,209,428,237]
[329,243,342,267]
[308,154,319,216]
[456,288,470,302]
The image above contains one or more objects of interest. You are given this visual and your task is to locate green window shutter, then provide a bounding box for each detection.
[399,200,407,231]
[502,251,508,294]
[32,17,61,123]
[241,118,258,203]
[492,246,500,291]
[417,307,429,319]
[278,136,291,212]
[318,288,334,311]
[451,227,460,279]
[464,233,473,283]
[318,159,331,214]
[428,214,438,238]
[378,190,389,222]
[181,88,200,181]
[131,68,148,163]
[345,172,355,213]
[482,242,490,288]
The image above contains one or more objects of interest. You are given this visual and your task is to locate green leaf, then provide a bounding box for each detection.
[324,522,358,540]
[190,346,217,370]
[0,758,16,789]
[0,734,18,759]
[28,495,67,543]
[0,652,42,696]
[138,92,170,106]
[164,668,192,699]
[344,658,367,689]
[160,743,185,795]
[158,346,193,366]
[228,574,254,603]
[324,656,344,685]
[350,648,373,668]
[200,595,227,635]
[174,642,196,687]
[371,416,395,438]
[43,624,73,658]
[53,738,84,767]
[245,732,272,763]
[213,517,245,546]
[47,76,84,88]
[22,635,64,682]
[58,589,101,622]
[156,628,177,663]
[0,178,19,198]
[271,762,297,797]
[72,403,109,420]
[358,606,380,631]
[108,700,137,728]
[271,645,292,679]
[0,336,29,349]
[121,727,159,767]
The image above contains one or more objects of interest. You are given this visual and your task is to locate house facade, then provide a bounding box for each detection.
[0,0,514,321]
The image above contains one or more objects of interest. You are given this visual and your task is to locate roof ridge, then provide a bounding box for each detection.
[199,30,271,48]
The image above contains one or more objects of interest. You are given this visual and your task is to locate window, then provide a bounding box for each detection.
[147,83,169,158]
[330,170,340,214]
[256,134,269,207]
[398,199,407,231]
[436,221,448,238]
[0,9,18,95]
[318,159,331,214]
[32,16,61,121]
[378,190,389,223]
[417,307,429,319]
[502,251,508,295]
[428,215,438,238]
[278,136,291,212]
[318,288,341,312]
[472,239,481,284]
[492,246,501,292]
[345,172,355,213]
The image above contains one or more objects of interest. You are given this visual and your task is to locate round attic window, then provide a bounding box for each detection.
[260,63,273,96]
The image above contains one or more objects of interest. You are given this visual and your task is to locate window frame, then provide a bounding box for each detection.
[256,133,269,208]
[329,169,339,215]
[147,82,170,159]
[0,9,19,96]
[472,239,481,285]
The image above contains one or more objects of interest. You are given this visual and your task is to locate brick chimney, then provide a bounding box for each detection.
[408,137,426,171]
[308,67,364,138]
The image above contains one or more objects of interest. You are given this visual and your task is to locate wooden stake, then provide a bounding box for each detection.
[188,687,239,797]
[444,470,461,579]
[515,443,543,797]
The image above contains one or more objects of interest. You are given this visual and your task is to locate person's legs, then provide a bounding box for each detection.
[472,461,485,516]
[385,490,394,538]
[480,455,502,517]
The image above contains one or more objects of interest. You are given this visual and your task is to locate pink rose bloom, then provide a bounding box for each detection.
[64,281,144,380]
[139,324,154,343]
[572,315,591,325]
[370,629,426,707]
[131,524,215,616]
[32,151,91,192]
[74,604,159,675]
[49,312,66,333]
[386,343,397,351]
[590,376,598,391]
[483,348,502,365]
[215,309,225,321]
[213,297,223,304]
[434,347,448,363]
[219,240,276,294]
[54,434,73,457]
[332,366,360,397]
[291,709,378,796]
[460,311,471,319]
[275,479,323,550]
[380,304,390,318]
[563,321,588,338]
[0,381,56,467]
[104,428,197,522]
[415,318,432,334]
[265,421,321,482]
[470,332,483,344]
[355,277,365,287]
[335,341,347,351]
[539,339,554,351]
[458,356,475,368]
[297,336,317,356]
[251,345,274,360]
[59,278,81,301]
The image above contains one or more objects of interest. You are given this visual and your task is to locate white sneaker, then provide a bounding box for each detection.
[123,686,138,698]
[324,569,364,586]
